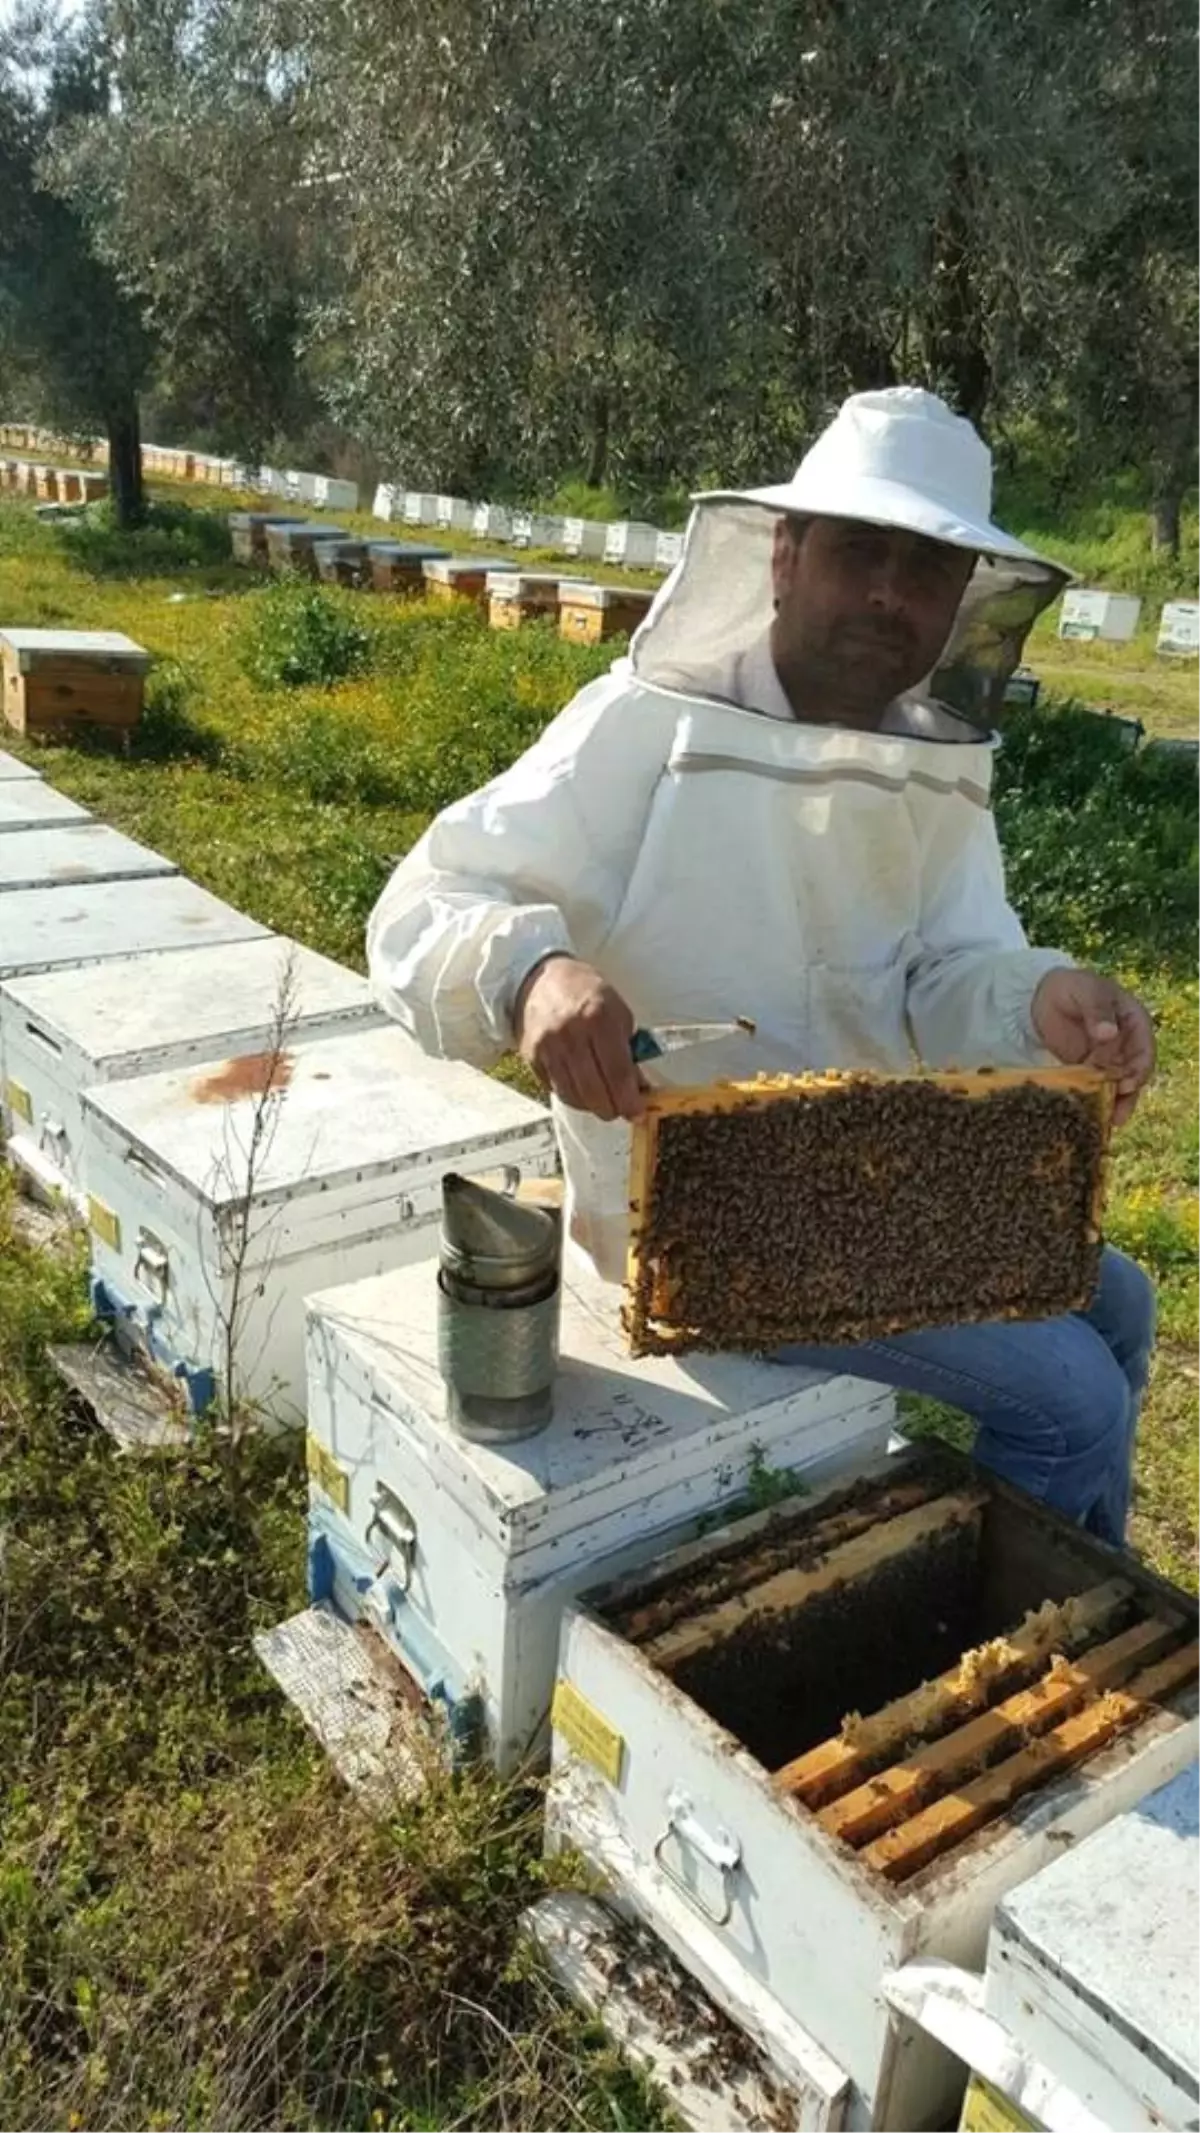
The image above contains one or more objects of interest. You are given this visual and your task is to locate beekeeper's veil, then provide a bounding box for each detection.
[629,387,1070,728]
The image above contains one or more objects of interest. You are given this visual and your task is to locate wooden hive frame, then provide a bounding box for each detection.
[624,1067,1112,1357]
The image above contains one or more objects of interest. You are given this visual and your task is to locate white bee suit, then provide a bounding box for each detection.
[367,390,1074,1281]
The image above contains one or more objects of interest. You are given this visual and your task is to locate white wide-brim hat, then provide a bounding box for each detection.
[631,387,1070,711]
[702,385,1058,568]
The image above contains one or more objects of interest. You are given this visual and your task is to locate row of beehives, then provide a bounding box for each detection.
[0,420,683,571]
[1058,585,1200,657]
[0,423,360,513]
[1,456,109,506]
[231,511,657,642]
[371,483,686,572]
[0,742,560,1424]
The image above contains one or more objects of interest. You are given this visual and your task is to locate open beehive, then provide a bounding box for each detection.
[624,1068,1111,1357]
[617,1454,1197,1883]
[550,1445,1199,2126]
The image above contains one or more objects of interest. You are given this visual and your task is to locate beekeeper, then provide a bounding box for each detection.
[368,388,1155,1546]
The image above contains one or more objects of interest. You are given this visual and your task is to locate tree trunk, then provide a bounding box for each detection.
[1151,488,1182,558]
[1149,401,1195,558]
[586,386,610,489]
[106,398,145,528]
[928,158,991,429]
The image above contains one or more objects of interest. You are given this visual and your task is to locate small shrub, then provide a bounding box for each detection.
[134,661,226,766]
[62,498,232,577]
[995,700,1198,974]
[240,582,375,690]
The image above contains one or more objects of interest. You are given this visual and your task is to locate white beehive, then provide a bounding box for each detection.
[472,502,513,542]
[604,521,660,569]
[434,495,474,532]
[314,475,359,512]
[1058,589,1142,643]
[979,1762,1198,2133]
[562,517,609,560]
[0,935,385,1207]
[285,469,320,504]
[1157,600,1200,656]
[0,783,90,832]
[305,1255,893,1774]
[404,492,438,526]
[655,531,685,571]
[0,875,267,985]
[0,822,176,893]
[549,1453,1198,2130]
[81,1027,559,1425]
[372,483,400,522]
[0,749,41,782]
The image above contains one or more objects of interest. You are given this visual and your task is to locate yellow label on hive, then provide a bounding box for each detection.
[959,2075,1042,2133]
[87,1195,121,1251]
[3,1078,33,1124]
[305,1434,350,1515]
[551,1679,625,1785]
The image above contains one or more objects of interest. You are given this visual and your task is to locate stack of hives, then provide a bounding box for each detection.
[624,1067,1112,1357]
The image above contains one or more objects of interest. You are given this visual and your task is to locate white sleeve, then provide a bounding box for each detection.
[366,673,670,1067]
[905,800,1073,1067]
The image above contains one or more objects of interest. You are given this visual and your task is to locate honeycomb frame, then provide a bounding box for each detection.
[623,1068,1112,1358]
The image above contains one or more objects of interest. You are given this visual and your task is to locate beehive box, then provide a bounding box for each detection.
[978,1762,1198,2133]
[625,1069,1111,1358]
[305,1255,893,1773]
[434,495,475,532]
[488,571,575,630]
[472,502,514,542]
[1,934,385,1207]
[655,531,685,571]
[35,467,60,501]
[80,471,109,503]
[0,783,91,835]
[0,822,176,894]
[313,476,359,512]
[314,539,370,589]
[0,748,42,783]
[1058,589,1142,643]
[549,1443,1199,2129]
[0,875,267,986]
[228,510,304,564]
[604,521,660,569]
[367,540,450,592]
[264,521,345,577]
[82,1026,559,1424]
[559,582,654,644]
[511,511,567,551]
[422,555,513,604]
[562,516,609,560]
[0,628,151,743]
[1157,600,1200,656]
[403,492,439,527]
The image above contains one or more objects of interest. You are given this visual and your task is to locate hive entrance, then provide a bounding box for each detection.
[624,1069,1110,1356]
[612,1456,1198,1882]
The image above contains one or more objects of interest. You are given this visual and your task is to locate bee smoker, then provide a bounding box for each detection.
[436,1173,562,1443]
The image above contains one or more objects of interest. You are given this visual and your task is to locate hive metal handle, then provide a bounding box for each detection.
[653,1787,742,1929]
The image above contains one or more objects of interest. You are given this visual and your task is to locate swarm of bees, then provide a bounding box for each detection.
[623,1068,1111,1357]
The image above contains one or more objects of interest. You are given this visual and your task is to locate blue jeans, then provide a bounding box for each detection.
[775,1248,1155,1547]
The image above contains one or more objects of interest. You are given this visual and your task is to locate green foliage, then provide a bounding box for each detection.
[239,581,375,691]
[994,701,1198,976]
[63,497,234,578]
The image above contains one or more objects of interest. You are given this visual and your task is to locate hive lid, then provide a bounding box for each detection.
[0,628,151,671]
[228,511,303,530]
[80,1023,554,1211]
[0,822,177,891]
[3,935,377,1066]
[423,556,514,579]
[563,583,654,610]
[992,1762,1199,2096]
[368,541,452,561]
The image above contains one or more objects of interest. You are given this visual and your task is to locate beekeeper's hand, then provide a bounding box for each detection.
[1031,967,1155,1128]
[514,954,646,1123]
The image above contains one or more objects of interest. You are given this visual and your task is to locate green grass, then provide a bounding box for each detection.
[0,480,1196,2126]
